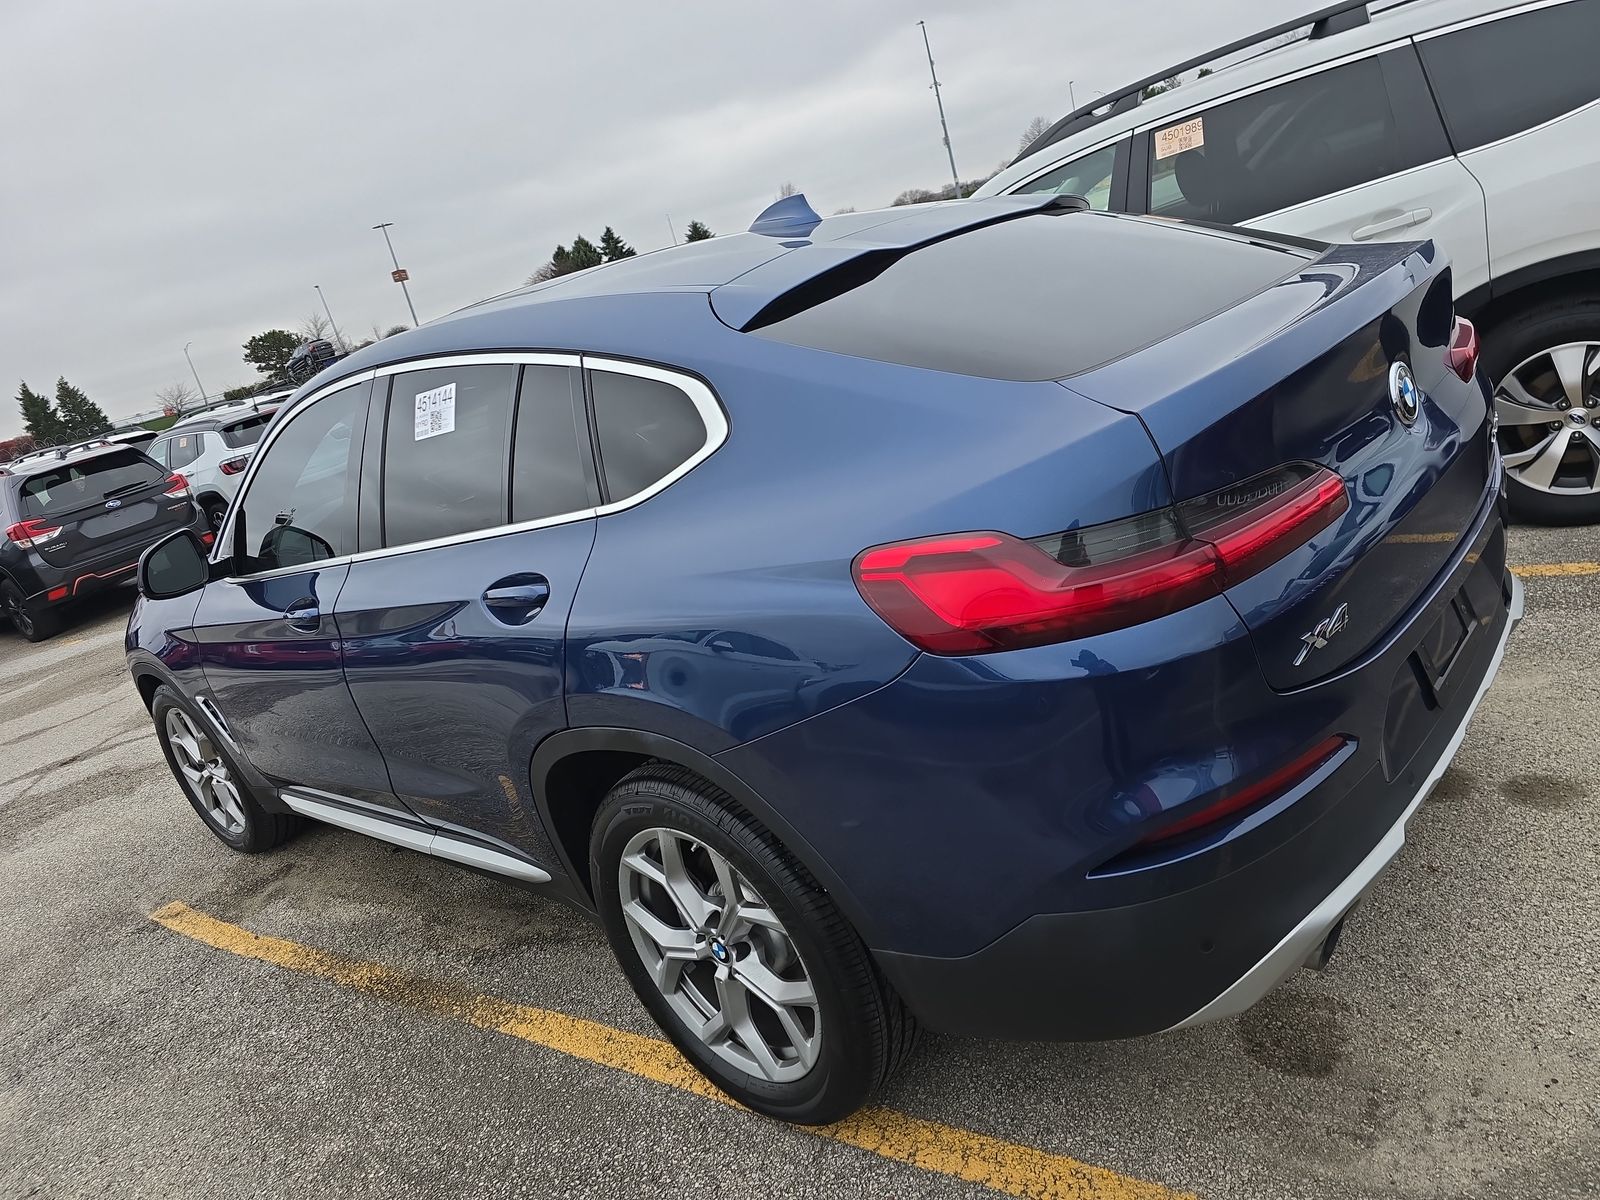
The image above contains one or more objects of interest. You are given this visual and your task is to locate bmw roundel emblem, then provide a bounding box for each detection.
[1389,360,1420,427]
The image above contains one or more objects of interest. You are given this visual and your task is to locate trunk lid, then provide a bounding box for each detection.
[1064,238,1492,689]
[17,448,196,570]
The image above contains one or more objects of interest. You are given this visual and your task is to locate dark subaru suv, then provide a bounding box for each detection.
[1,443,207,641]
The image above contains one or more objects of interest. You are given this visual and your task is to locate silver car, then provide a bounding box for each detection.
[147,404,280,530]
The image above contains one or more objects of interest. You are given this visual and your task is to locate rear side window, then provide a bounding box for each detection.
[232,385,364,574]
[382,365,515,547]
[220,414,273,448]
[1015,140,1124,209]
[511,365,593,522]
[1419,1,1600,152]
[165,432,204,470]
[591,370,708,501]
[20,451,164,518]
[1148,54,1417,224]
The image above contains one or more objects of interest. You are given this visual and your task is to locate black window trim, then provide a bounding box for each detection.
[215,352,726,581]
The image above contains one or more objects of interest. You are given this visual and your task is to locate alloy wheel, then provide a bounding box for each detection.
[1495,341,1600,495]
[618,827,821,1083]
[2,588,34,638]
[165,708,247,836]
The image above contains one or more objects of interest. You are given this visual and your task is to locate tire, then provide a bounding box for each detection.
[1,579,59,643]
[200,497,229,531]
[1480,296,1600,525]
[150,685,300,853]
[590,764,918,1124]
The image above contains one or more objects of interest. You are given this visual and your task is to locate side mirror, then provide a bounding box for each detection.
[138,529,211,600]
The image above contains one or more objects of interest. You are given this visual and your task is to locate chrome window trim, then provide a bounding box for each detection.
[1007,132,1130,196]
[1413,0,1576,41]
[1132,39,1410,137]
[213,351,727,582]
[1453,95,1600,158]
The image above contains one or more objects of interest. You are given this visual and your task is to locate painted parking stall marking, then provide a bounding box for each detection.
[1510,561,1600,577]
[150,902,1192,1200]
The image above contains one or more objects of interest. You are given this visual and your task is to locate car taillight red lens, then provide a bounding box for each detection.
[1140,735,1348,846]
[4,519,63,549]
[219,456,248,476]
[853,463,1348,655]
[1445,316,1480,383]
[163,473,190,497]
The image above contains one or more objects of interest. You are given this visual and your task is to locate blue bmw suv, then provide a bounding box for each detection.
[129,194,1520,1123]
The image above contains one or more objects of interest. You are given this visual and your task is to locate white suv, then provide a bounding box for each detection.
[147,405,280,530]
[980,0,1600,522]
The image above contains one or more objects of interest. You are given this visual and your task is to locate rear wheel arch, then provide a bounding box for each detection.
[1463,261,1600,333]
[530,728,873,938]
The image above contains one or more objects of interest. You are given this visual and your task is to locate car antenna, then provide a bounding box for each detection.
[749,194,823,238]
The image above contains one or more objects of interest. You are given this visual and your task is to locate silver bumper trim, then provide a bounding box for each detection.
[1168,571,1524,1030]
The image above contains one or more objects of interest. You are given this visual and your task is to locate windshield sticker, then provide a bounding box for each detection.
[1154,116,1204,160]
[414,383,456,441]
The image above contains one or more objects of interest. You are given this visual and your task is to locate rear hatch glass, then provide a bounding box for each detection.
[18,450,188,568]
[736,212,1316,380]
[220,413,274,448]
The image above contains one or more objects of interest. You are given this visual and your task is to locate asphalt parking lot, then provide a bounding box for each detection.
[2,525,1597,1200]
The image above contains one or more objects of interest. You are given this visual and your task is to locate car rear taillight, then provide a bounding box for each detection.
[852,463,1348,655]
[163,473,191,498]
[4,519,62,549]
[219,455,249,476]
[1140,735,1348,846]
[1445,316,1480,383]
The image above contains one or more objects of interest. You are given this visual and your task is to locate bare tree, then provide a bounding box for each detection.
[776,181,799,199]
[1018,116,1050,154]
[298,311,332,344]
[155,382,199,416]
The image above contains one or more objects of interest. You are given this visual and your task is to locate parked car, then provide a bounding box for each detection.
[127,193,1520,1123]
[982,0,1600,523]
[2,444,207,641]
[147,404,281,529]
[105,428,160,455]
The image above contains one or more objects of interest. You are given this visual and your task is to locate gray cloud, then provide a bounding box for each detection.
[1,0,1295,437]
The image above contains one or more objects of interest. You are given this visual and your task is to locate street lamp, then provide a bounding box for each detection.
[372,222,420,326]
[182,342,208,402]
[313,284,345,350]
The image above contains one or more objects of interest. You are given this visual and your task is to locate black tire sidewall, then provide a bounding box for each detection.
[1,580,54,642]
[590,776,881,1123]
[1483,299,1600,525]
[150,685,265,851]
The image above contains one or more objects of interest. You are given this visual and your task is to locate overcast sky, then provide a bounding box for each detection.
[0,0,1300,438]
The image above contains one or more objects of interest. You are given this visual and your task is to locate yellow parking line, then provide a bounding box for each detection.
[1511,561,1600,577]
[151,901,1190,1200]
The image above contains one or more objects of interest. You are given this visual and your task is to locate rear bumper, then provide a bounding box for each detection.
[872,563,1521,1040]
[20,510,208,604]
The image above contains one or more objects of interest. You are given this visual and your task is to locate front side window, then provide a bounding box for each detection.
[591,370,708,501]
[231,385,363,574]
[381,365,516,547]
[1015,141,1123,210]
[1147,55,1413,225]
[1419,1,1600,152]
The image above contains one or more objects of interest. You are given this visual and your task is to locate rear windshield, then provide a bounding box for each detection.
[19,450,165,518]
[745,212,1315,380]
[220,413,274,447]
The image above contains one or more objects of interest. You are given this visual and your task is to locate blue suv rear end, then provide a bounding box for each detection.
[127,197,1519,1123]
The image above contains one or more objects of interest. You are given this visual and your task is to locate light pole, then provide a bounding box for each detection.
[182,342,208,402]
[916,20,962,198]
[372,222,420,326]
[313,284,345,350]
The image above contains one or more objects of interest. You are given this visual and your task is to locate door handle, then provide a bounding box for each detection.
[1352,208,1432,241]
[284,598,320,632]
[483,576,551,623]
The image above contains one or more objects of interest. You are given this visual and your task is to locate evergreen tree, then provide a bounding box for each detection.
[243,329,302,381]
[54,377,113,439]
[684,220,714,242]
[17,381,65,445]
[567,236,604,271]
[598,226,637,261]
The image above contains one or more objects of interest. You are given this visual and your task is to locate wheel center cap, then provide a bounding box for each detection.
[1569,410,1588,426]
[709,938,729,964]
